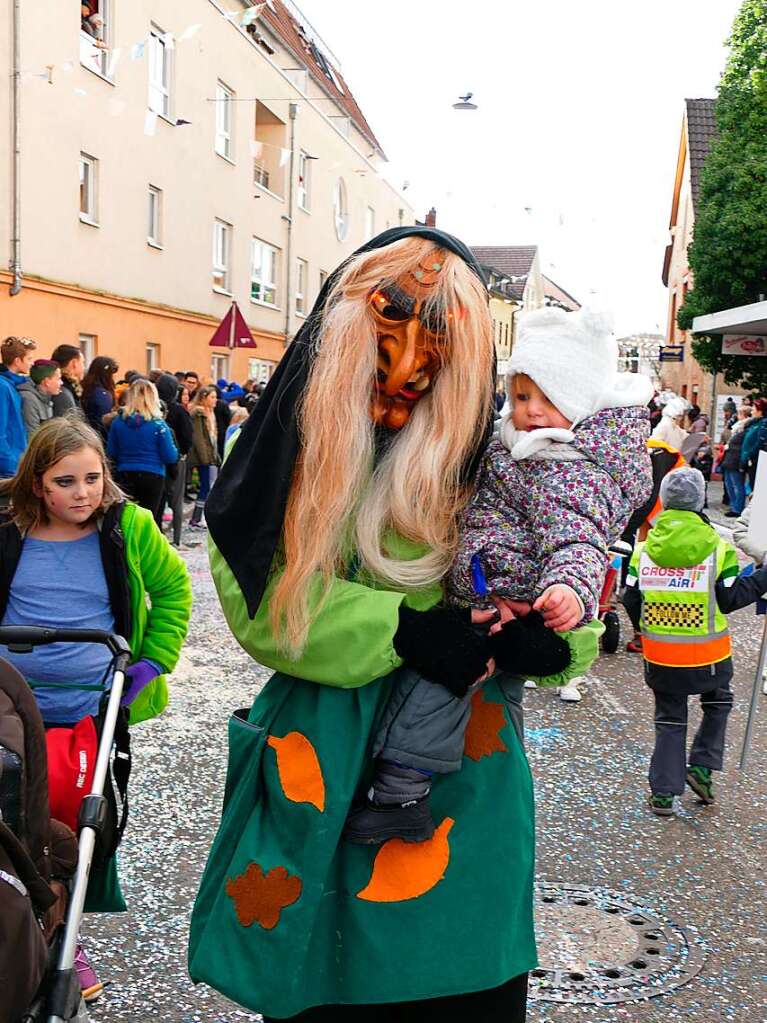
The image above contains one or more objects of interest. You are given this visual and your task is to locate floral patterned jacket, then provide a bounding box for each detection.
[449,406,653,622]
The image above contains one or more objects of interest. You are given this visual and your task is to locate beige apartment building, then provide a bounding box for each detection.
[1,0,414,382]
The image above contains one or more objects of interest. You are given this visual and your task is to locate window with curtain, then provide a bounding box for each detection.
[251,238,279,306]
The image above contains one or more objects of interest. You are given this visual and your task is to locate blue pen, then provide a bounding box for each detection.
[471,554,488,597]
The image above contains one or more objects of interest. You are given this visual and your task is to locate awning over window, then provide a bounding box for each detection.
[693,300,767,336]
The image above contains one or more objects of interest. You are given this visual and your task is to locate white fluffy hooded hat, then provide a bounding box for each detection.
[661,396,688,420]
[507,306,654,425]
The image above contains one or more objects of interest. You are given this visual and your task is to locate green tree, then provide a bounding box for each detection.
[677,0,767,394]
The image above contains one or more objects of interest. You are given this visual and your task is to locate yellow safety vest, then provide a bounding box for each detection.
[638,539,731,668]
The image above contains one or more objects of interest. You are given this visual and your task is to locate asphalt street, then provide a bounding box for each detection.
[85,495,767,1022]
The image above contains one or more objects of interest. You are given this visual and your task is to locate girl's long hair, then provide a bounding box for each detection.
[122,379,162,420]
[270,235,494,656]
[190,385,217,412]
[0,415,123,533]
[82,355,118,403]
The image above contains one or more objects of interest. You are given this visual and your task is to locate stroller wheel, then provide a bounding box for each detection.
[601,610,620,654]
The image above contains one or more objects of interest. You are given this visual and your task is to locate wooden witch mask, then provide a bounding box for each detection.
[369,248,461,429]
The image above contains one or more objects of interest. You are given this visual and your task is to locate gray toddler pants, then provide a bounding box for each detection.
[373,668,525,788]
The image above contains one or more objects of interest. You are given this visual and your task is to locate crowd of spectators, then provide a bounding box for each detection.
[0,335,265,541]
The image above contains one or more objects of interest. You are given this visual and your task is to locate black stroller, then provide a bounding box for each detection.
[0,628,130,1023]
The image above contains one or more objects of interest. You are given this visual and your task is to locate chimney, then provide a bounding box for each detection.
[425,207,437,227]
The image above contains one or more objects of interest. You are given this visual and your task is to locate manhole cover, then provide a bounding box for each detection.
[530,882,705,1005]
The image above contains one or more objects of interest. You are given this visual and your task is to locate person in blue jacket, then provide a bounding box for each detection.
[107,378,178,524]
[81,356,118,437]
[217,377,246,403]
[0,335,37,478]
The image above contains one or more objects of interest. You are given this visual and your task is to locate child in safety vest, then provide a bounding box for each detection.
[623,467,767,816]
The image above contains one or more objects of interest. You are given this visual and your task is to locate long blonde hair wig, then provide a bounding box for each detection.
[270,235,494,656]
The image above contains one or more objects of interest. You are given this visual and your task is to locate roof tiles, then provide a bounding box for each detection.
[260,1,384,156]
[542,274,580,311]
[470,246,538,279]
[685,98,717,211]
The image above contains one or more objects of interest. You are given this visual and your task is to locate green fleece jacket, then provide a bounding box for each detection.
[208,533,442,687]
[120,503,193,723]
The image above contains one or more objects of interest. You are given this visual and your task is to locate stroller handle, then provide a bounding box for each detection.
[0,626,131,660]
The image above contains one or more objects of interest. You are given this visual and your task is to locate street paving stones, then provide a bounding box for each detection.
[86,507,767,1022]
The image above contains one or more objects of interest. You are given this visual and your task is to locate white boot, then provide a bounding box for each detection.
[524,679,538,690]
[559,678,583,703]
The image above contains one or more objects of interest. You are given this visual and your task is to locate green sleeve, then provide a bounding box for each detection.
[132,509,193,672]
[209,539,439,688]
[627,543,643,581]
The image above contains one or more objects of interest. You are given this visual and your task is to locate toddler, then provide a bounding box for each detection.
[345,306,654,845]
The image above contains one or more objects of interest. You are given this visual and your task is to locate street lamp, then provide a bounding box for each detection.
[452,92,477,110]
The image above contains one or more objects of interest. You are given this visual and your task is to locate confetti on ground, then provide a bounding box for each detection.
[84,488,767,1021]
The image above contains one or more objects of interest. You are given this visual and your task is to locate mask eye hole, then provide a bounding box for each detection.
[370,290,410,322]
[421,312,447,336]
[420,304,462,338]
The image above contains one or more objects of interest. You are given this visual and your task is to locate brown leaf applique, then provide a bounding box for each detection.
[225,863,302,930]
[463,689,508,762]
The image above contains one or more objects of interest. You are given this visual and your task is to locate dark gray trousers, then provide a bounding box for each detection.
[373,669,524,799]
[649,682,733,795]
[164,454,187,546]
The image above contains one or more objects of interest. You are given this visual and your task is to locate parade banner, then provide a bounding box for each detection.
[721,335,767,357]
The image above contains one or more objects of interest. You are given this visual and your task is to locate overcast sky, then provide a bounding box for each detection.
[296,0,740,336]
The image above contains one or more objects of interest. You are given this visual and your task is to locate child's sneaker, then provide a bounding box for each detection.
[648,793,674,816]
[686,765,714,804]
[626,634,643,653]
[559,680,582,702]
[344,794,435,845]
[75,942,103,1003]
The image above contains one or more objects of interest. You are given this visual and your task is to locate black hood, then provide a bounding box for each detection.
[206,226,493,618]
[156,373,179,405]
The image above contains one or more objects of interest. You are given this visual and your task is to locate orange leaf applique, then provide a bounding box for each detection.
[267,731,326,811]
[463,689,508,762]
[356,817,455,903]
[225,863,302,929]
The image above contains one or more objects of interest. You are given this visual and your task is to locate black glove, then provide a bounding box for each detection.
[393,605,490,698]
[488,611,571,677]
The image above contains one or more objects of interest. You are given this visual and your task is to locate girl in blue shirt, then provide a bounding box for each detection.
[0,416,191,999]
